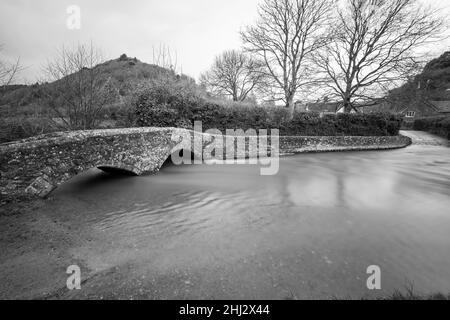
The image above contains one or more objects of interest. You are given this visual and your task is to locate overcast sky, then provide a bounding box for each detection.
[1,0,449,84]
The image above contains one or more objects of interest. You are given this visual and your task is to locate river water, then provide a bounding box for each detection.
[37,131,450,299]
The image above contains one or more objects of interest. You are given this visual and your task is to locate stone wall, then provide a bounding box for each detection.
[0,127,411,203]
[279,135,412,154]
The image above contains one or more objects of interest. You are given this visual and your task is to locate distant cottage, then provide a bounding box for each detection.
[295,99,450,121]
[374,100,450,122]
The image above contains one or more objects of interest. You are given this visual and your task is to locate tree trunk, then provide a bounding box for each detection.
[286,95,295,120]
[343,98,352,113]
[232,85,238,102]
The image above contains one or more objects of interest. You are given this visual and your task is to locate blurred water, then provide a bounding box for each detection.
[51,133,450,299]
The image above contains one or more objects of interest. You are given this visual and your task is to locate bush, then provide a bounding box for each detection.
[0,117,57,143]
[133,80,403,136]
[414,116,450,139]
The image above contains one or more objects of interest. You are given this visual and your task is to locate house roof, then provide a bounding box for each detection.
[429,101,450,113]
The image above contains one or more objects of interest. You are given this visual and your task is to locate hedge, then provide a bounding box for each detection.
[413,116,450,139]
[133,83,402,136]
[0,117,57,144]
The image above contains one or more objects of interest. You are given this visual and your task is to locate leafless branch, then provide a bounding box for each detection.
[0,45,22,89]
[200,50,267,102]
[41,43,117,130]
[241,0,333,116]
[152,44,181,74]
[314,0,447,113]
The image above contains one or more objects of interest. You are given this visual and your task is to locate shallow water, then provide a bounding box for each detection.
[45,132,450,299]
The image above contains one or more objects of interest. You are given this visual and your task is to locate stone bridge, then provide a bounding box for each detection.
[0,127,411,203]
[0,128,194,202]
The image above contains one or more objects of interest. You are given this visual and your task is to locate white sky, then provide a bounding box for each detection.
[1,0,449,84]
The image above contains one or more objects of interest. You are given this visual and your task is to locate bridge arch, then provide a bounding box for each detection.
[0,128,182,200]
[97,165,140,176]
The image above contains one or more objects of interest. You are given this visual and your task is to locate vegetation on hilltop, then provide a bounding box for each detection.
[387,51,450,111]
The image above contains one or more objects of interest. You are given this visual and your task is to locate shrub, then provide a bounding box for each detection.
[0,117,57,143]
[414,116,450,139]
[133,80,402,136]
[133,78,200,127]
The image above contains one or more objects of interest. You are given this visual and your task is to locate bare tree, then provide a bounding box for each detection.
[152,44,181,74]
[315,0,446,113]
[0,45,21,88]
[200,50,266,101]
[241,0,332,116]
[42,43,117,130]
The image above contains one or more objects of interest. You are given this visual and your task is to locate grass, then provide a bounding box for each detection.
[282,284,450,300]
[386,286,450,300]
[368,285,450,300]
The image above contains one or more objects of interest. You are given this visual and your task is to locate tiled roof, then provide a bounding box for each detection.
[430,101,450,113]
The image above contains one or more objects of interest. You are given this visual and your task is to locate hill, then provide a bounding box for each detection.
[0,55,198,143]
[0,54,192,108]
[386,52,450,112]
[420,51,450,100]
